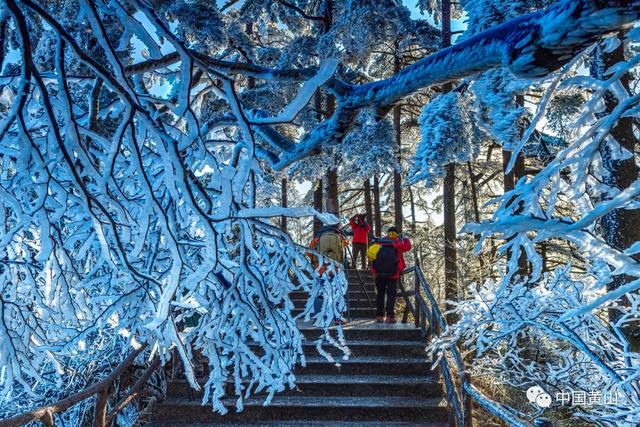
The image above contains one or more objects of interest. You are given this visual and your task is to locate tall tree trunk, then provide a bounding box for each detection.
[443,164,458,324]
[502,93,529,279]
[325,93,338,215]
[467,161,484,280]
[441,0,458,325]
[325,169,339,214]
[409,186,418,236]
[281,178,288,232]
[313,179,323,235]
[312,89,324,234]
[364,179,374,240]
[593,37,640,350]
[501,148,525,192]
[409,185,419,263]
[373,175,382,236]
[502,147,528,278]
[320,0,340,216]
[393,48,404,233]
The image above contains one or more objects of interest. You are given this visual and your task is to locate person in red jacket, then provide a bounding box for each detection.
[349,214,371,269]
[367,227,412,324]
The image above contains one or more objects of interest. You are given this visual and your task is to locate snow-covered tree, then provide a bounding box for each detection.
[429,26,640,427]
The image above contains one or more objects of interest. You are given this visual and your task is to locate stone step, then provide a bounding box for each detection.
[187,344,425,380]
[233,339,426,359]
[292,298,374,309]
[289,289,377,300]
[348,290,377,300]
[347,283,376,292]
[149,422,449,427]
[167,374,442,400]
[293,308,376,318]
[297,356,431,376]
[308,339,426,358]
[234,339,425,359]
[289,288,376,307]
[345,269,373,277]
[345,298,375,309]
[299,322,423,341]
[151,395,448,423]
[347,278,374,286]
[289,287,377,300]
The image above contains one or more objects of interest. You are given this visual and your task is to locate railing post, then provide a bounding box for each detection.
[414,268,420,328]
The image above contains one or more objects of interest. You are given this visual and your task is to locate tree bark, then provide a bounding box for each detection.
[320,0,340,216]
[467,161,484,279]
[373,175,382,236]
[503,92,529,279]
[325,168,339,214]
[502,148,528,277]
[364,178,374,240]
[443,163,458,324]
[393,46,404,233]
[313,179,323,235]
[281,177,288,232]
[502,150,525,193]
[441,0,458,325]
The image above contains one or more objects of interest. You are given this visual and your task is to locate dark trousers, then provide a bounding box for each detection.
[375,276,398,318]
[352,242,367,269]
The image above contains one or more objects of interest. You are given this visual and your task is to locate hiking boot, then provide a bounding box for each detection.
[385,317,397,324]
[376,315,385,323]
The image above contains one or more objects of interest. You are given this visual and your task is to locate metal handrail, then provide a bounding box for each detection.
[0,343,161,427]
[400,265,532,427]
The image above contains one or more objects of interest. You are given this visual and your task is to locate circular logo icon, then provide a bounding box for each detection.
[527,386,552,408]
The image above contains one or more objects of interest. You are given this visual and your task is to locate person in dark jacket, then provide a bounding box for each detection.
[349,214,371,270]
[367,226,412,324]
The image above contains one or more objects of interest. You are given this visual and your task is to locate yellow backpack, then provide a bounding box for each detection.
[367,243,381,262]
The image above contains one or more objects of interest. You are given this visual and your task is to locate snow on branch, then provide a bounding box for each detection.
[2,0,640,423]
[442,32,640,425]
[0,0,348,419]
[408,89,484,187]
[250,59,339,125]
[268,0,640,169]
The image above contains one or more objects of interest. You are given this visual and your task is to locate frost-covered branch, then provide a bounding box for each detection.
[0,0,348,419]
[270,0,640,169]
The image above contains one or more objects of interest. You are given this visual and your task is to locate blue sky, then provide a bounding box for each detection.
[403,0,467,34]
[404,0,427,19]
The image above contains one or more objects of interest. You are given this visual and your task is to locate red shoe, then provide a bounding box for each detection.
[376,315,385,323]
[385,317,397,324]
[334,319,347,325]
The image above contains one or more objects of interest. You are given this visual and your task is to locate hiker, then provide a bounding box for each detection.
[308,224,349,324]
[309,224,348,268]
[367,226,412,324]
[349,214,371,270]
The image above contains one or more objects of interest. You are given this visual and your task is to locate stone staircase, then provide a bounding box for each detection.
[149,269,449,426]
[291,269,377,319]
